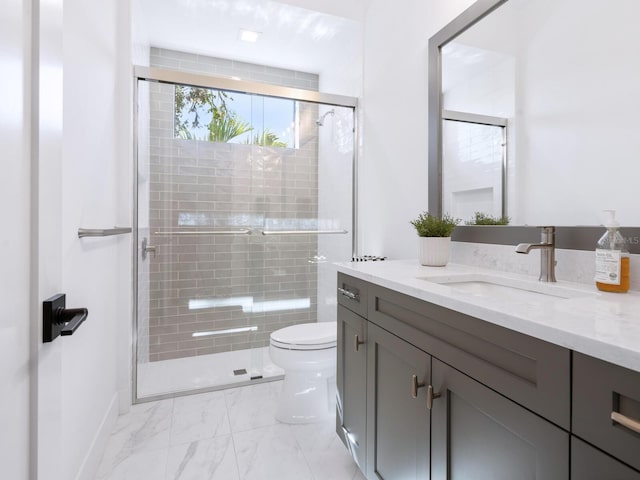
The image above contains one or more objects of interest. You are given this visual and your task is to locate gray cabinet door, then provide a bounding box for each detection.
[366,323,430,479]
[337,305,367,471]
[572,437,640,480]
[431,358,568,480]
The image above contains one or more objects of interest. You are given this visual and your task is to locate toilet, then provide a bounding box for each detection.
[269,322,337,424]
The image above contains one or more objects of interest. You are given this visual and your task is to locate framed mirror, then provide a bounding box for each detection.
[428,0,640,252]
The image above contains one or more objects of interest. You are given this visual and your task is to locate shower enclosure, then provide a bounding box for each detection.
[133,67,357,401]
[442,111,507,222]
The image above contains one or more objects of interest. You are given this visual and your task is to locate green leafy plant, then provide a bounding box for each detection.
[174,86,289,147]
[175,86,231,139]
[410,212,460,237]
[208,113,253,142]
[247,130,287,147]
[465,212,510,226]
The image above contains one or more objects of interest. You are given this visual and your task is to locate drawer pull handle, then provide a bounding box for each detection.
[611,411,640,434]
[427,385,441,410]
[411,374,426,398]
[338,287,359,301]
[354,335,365,352]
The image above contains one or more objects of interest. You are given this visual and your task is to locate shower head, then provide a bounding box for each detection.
[315,109,335,126]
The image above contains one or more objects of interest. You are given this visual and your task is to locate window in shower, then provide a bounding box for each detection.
[174,85,297,148]
[134,71,356,400]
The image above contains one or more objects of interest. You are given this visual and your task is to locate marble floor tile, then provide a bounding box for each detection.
[291,418,359,480]
[352,469,367,480]
[233,423,313,480]
[224,380,281,432]
[96,380,361,480]
[170,391,230,446]
[95,448,168,480]
[117,399,174,452]
[165,435,239,480]
[96,399,173,478]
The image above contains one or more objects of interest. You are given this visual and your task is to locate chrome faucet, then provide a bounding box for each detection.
[515,226,557,282]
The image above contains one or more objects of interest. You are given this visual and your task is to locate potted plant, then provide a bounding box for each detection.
[410,212,460,266]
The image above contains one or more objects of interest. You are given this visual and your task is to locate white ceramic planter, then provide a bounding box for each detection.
[418,236,451,266]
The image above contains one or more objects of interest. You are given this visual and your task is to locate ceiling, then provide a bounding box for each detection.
[133,0,364,75]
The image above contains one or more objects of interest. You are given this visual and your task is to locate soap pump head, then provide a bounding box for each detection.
[603,209,620,229]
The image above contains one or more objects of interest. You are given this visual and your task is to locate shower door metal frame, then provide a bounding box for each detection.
[132,66,359,403]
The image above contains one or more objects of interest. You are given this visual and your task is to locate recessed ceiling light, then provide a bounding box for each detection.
[239,29,261,43]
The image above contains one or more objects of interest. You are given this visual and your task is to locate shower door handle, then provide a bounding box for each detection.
[142,237,157,260]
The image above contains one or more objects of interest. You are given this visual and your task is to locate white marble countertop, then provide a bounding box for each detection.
[336,259,640,373]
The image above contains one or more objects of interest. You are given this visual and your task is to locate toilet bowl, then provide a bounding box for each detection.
[269,322,337,424]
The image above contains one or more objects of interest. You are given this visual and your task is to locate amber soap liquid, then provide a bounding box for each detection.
[596,256,630,293]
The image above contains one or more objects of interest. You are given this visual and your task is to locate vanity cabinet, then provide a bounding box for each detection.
[337,273,571,480]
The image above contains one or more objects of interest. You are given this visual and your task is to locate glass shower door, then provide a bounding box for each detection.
[442,117,506,222]
[134,74,355,400]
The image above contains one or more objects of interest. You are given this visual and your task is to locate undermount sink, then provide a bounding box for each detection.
[417,273,595,302]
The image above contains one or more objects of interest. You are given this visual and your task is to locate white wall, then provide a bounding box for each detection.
[514,0,640,226]
[359,0,475,259]
[0,1,33,478]
[280,0,365,21]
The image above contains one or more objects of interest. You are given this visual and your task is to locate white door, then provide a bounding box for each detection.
[1,1,131,479]
[40,1,132,479]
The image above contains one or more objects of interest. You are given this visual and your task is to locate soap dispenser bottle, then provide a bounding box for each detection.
[595,210,630,293]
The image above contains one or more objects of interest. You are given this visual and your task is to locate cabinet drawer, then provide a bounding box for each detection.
[571,436,640,480]
[368,283,570,429]
[573,353,640,471]
[337,273,368,318]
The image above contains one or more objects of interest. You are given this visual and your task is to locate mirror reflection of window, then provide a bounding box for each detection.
[442,118,505,222]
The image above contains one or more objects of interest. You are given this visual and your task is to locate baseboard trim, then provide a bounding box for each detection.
[73,392,119,480]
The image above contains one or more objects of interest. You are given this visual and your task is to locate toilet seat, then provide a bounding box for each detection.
[270,322,336,350]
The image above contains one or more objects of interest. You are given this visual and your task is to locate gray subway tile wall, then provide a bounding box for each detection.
[150,48,320,91]
[144,49,320,362]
